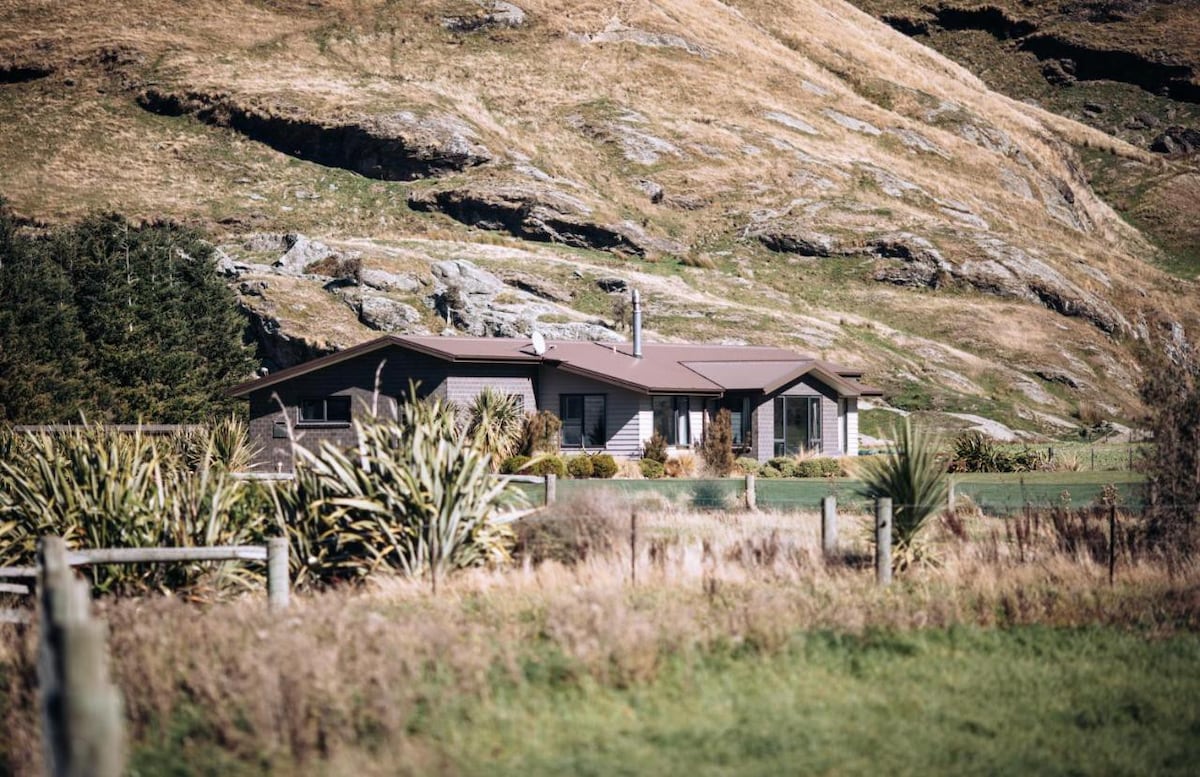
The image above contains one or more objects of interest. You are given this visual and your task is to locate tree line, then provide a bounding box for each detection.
[0,202,256,423]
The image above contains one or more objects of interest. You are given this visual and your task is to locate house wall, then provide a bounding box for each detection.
[247,345,538,471]
[538,368,646,457]
[846,397,859,455]
[751,375,844,460]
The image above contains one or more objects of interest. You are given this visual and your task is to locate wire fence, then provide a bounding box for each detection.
[504,475,1152,516]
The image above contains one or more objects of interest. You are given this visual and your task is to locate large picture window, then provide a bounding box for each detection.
[721,396,753,448]
[773,396,821,456]
[299,396,352,424]
[561,394,606,448]
[652,396,691,446]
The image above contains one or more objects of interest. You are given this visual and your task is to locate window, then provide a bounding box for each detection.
[560,394,606,448]
[773,396,821,456]
[652,396,691,446]
[298,396,352,424]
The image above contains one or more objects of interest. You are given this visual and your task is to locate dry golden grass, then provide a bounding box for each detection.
[2,499,1197,775]
[0,0,1197,424]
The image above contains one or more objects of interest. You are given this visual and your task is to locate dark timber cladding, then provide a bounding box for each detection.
[229,334,882,470]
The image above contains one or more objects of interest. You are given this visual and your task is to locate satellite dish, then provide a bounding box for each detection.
[531,331,547,355]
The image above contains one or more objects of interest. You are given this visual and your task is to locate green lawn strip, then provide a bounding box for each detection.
[433,627,1200,777]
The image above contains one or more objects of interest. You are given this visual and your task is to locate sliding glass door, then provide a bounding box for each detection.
[772,396,821,456]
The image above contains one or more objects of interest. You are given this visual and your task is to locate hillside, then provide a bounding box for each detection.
[1,0,1197,435]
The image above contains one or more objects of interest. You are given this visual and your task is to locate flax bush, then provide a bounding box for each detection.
[275,391,520,590]
[858,419,948,569]
[0,421,264,594]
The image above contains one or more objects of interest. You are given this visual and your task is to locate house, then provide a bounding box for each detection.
[229,294,881,471]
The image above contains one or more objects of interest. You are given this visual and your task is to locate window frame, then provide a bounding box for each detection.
[559,393,607,449]
[297,395,353,426]
[772,396,822,456]
[652,395,692,447]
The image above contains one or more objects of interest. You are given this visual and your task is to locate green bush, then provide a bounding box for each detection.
[590,453,618,479]
[643,431,669,464]
[765,457,798,478]
[796,457,841,478]
[734,456,760,474]
[858,419,948,570]
[951,432,1047,473]
[640,459,665,479]
[757,465,782,478]
[465,387,525,464]
[275,391,519,589]
[527,454,567,479]
[500,455,531,474]
[567,454,595,479]
[0,422,263,596]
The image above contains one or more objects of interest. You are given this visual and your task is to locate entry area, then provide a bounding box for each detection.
[773,396,821,456]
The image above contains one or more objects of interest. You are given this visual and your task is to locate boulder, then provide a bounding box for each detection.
[360,268,422,293]
[442,1,526,32]
[359,295,427,333]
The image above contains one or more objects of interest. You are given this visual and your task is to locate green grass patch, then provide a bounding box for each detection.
[409,626,1200,776]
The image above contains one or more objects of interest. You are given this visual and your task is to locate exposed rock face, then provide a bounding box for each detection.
[239,303,334,373]
[571,19,708,57]
[137,89,491,180]
[1151,126,1200,155]
[408,184,680,256]
[442,1,526,32]
[429,259,621,341]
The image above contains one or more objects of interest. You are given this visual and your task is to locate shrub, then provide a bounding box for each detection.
[734,456,760,475]
[522,410,562,455]
[858,419,948,570]
[513,491,629,565]
[950,431,1006,473]
[567,454,595,479]
[795,457,841,478]
[500,455,531,474]
[640,459,665,479]
[757,465,782,478]
[665,453,697,478]
[765,457,798,478]
[527,454,567,479]
[700,408,735,476]
[274,390,519,590]
[643,430,668,463]
[590,453,618,479]
[0,423,261,595]
[1139,346,1200,555]
[464,388,526,464]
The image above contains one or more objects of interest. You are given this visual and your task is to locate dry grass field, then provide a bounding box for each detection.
[2,497,1198,775]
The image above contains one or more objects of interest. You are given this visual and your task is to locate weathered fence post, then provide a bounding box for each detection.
[821,495,837,556]
[267,537,290,612]
[745,473,757,510]
[875,498,893,587]
[37,537,126,777]
[630,511,638,586]
[544,473,557,506]
[1108,504,1117,587]
[947,477,956,514]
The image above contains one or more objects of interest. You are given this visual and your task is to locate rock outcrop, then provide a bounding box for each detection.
[408,184,683,256]
[137,88,491,180]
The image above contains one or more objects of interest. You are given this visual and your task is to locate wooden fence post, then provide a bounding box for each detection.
[267,538,290,612]
[630,511,638,586]
[745,473,756,510]
[821,495,837,556]
[1108,505,1117,587]
[947,477,956,514]
[875,498,893,587]
[37,537,126,777]
[544,473,557,506]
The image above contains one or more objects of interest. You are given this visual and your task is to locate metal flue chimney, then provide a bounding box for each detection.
[632,289,643,358]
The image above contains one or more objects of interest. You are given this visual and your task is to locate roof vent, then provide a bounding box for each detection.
[631,289,643,359]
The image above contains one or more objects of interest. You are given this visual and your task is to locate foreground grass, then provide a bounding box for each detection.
[126,626,1200,776]
[4,506,1198,776]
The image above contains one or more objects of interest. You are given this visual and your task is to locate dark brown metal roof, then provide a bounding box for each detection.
[228,334,878,398]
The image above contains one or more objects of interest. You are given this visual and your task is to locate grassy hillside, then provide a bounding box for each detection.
[1,0,1197,433]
